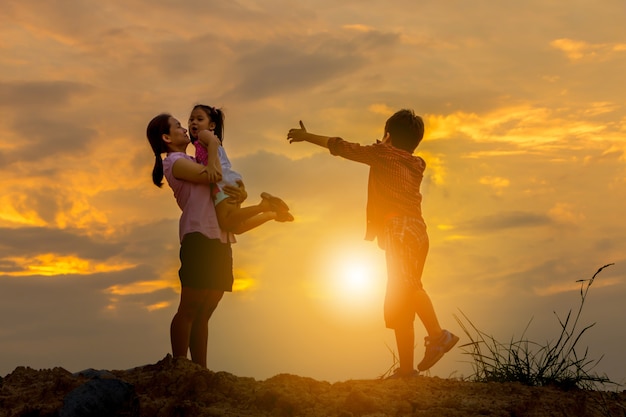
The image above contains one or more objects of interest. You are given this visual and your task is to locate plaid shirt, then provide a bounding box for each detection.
[328,137,426,243]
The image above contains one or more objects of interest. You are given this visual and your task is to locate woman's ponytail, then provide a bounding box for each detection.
[146,113,172,188]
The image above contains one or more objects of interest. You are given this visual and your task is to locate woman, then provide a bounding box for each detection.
[146,113,281,367]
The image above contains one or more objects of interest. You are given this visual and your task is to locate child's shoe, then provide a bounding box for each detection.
[260,192,290,212]
[417,330,459,372]
[275,211,294,222]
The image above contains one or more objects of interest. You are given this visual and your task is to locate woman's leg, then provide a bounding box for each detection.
[170,287,211,359]
[189,290,224,368]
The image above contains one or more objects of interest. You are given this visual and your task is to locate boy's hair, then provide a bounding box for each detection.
[192,104,225,143]
[146,113,172,188]
[384,109,424,153]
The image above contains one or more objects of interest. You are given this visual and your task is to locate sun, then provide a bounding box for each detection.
[338,261,374,297]
[311,243,386,320]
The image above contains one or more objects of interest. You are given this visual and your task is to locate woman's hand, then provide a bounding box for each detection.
[223,180,247,203]
[205,166,222,184]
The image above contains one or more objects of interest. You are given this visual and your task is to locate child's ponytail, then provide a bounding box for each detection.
[211,107,225,143]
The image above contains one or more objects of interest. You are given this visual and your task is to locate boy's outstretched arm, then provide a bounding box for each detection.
[287,121,330,148]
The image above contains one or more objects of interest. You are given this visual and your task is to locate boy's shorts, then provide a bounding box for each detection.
[382,216,429,329]
[178,232,234,291]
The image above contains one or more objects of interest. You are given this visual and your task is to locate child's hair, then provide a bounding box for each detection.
[384,109,424,153]
[192,104,225,143]
[146,113,172,188]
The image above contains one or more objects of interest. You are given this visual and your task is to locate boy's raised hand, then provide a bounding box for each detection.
[287,121,307,143]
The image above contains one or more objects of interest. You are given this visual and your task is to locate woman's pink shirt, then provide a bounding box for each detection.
[163,152,232,243]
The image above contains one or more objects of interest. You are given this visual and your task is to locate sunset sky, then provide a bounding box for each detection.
[1,0,625,384]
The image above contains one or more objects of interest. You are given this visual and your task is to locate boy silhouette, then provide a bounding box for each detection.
[287,109,458,377]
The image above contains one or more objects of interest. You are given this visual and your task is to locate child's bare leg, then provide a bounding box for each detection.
[216,200,265,232]
[232,212,279,234]
[216,195,293,234]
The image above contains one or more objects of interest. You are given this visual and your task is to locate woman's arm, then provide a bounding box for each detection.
[172,152,222,184]
[172,130,223,184]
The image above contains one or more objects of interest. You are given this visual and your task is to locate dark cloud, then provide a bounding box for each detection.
[0,81,96,162]
[0,80,94,109]
[0,227,122,261]
[462,211,552,232]
[224,30,400,100]
[14,115,96,158]
[0,264,176,374]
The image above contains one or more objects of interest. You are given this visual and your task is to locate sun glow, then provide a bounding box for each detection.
[338,261,375,298]
[312,243,386,320]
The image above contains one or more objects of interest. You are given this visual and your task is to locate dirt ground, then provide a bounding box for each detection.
[1,355,625,417]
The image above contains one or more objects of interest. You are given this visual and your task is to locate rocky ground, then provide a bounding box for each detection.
[1,355,625,417]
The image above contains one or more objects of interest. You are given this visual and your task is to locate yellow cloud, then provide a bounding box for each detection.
[533,276,621,296]
[436,224,455,231]
[0,254,135,277]
[233,268,257,293]
[343,24,374,32]
[427,104,615,148]
[107,280,176,295]
[368,103,394,116]
[420,152,446,185]
[146,301,172,312]
[551,38,626,61]
[547,203,585,225]
[479,176,510,194]
[0,194,47,227]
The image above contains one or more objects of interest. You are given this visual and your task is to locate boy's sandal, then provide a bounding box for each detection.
[260,192,290,212]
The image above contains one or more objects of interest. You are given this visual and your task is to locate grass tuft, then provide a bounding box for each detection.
[454,263,619,390]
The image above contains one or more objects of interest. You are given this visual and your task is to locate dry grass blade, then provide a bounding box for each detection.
[454,264,618,390]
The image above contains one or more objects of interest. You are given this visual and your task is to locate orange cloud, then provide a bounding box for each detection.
[547,203,585,226]
[533,276,621,296]
[0,194,47,226]
[233,268,257,293]
[480,176,510,195]
[107,280,176,296]
[551,38,626,61]
[419,151,447,185]
[146,301,172,312]
[0,254,135,277]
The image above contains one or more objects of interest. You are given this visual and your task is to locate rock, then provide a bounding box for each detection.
[60,377,138,417]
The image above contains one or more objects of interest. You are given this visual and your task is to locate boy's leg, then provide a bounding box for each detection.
[384,217,457,374]
[409,239,443,338]
[384,221,419,376]
[393,324,415,375]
